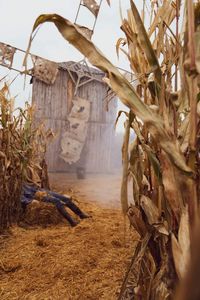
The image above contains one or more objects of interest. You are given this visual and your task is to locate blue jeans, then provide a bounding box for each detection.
[42,191,84,217]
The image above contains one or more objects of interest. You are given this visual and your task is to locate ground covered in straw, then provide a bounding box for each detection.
[0,174,137,299]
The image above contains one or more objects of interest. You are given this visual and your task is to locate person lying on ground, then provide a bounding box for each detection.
[21,184,90,227]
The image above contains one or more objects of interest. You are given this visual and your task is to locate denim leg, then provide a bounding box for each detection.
[55,202,77,226]
[42,196,77,226]
[42,195,61,205]
[47,191,72,204]
[43,193,85,217]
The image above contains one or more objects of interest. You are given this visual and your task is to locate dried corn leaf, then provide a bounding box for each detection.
[121,119,130,214]
[161,152,184,220]
[128,205,147,237]
[129,141,143,188]
[140,195,169,235]
[116,38,126,58]
[130,0,162,85]
[197,100,200,117]
[149,1,176,38]
[172,205,190,279]
[132,120,163,184]
[129,140,143,205]
[130,172,140,204]
[119,233,152,298]
[178,114,190,153]
[75,24,93,40]
[114,110,128,128]
[195,30,200,73]
[151,259,171,300]
[143,144,163,184]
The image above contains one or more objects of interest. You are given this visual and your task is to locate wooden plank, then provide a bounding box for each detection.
[67,77,74,114]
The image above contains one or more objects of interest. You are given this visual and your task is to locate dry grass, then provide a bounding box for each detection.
[22,200,65,226]
[0,196,137,300]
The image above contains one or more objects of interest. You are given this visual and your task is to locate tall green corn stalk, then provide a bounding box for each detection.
[0,84,48,230]
[26,0,200,298]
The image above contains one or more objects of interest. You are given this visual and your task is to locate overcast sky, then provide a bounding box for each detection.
[0,0,143,130]
[0,0,142,64]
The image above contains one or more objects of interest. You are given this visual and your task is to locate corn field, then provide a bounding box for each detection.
[0,84,49,230]
[1,0,198,298]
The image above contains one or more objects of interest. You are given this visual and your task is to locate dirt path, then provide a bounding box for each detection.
[0,174,137,300]
[49,173,123,208]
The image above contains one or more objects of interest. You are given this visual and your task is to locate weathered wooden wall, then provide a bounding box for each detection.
[32,66,117,173]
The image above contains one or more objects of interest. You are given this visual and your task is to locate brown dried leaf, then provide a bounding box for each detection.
[149,1,176,37]
[178,114,190,153]
[140,195,169,235]
[195,30,200,74]
[172,206,190,279]
[116,38,126,58]
[161,152,184,220]
[129,140,143,204]
[130,0,162,85]
[75,24,93,40]
[121,119,130,214]
[128,205,147,237]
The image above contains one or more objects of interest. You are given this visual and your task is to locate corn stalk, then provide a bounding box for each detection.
[0,84,50,230]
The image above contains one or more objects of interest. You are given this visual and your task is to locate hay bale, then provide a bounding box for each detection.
[23,200,65,226]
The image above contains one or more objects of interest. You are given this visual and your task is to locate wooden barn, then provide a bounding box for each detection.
[32,59,117,173]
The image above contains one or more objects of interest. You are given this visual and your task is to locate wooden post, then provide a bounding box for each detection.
[67,77,74,114]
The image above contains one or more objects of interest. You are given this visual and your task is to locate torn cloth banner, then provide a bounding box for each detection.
[60,97,90,164]
[33,58,58,85]
[0,42,15,68]
[83,0,100,17]
[70,98,90,120]
[67,118,88,143]
[60,135,83,164]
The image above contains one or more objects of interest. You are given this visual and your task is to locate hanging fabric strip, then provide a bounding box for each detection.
[33,58,58,85]
[60,97,90,164]
[82,0,100,17]
[0,43,15,68]
[105,0,111,6]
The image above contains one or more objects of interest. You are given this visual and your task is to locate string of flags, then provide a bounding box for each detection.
[75,0,111,39]
[0,41,59,85]
[0,0,112,77]
[82,0,110,18]
[0,42,16,68]
[83,0,100,17]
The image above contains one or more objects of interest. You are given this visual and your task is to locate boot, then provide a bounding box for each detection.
[67,201,90,219]
[79,212,91,219]
[56,204,79,227]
